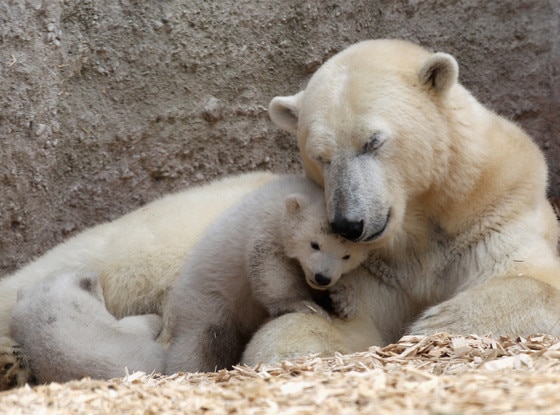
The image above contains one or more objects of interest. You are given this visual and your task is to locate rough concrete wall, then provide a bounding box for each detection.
[1,0,558,276]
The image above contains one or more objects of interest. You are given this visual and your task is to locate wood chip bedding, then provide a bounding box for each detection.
[2,333,560,414]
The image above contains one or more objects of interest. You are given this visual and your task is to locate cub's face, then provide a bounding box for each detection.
[283,194,369,290]
[11,272,105,343]
[270,39,459,244]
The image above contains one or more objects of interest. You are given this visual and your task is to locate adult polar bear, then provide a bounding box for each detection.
[242,38,560,363]
[0,38,559,387]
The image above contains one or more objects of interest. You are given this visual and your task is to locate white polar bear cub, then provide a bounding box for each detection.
[10,272,165,383]
[165,175,369,374]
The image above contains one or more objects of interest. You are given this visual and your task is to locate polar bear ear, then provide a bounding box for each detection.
[418,52,459,94]
[268,91,304,134]
[79,273,101,294]
[285,193,309,215]
[79,275,98,293]
[80,273,105,302]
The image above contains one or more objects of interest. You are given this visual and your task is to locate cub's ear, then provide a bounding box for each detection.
[418,52,459,94]
[79,273,101,294]
[285,193,309,215]
[268,91,304,134]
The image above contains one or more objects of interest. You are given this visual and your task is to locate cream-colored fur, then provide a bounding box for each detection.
[165,175,369,373]
[11,272,165,383]
[2,38,559,386]
[0,171,275,387]
[244,38,560,365]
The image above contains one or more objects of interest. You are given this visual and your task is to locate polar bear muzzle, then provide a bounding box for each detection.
[324,155,391,242]
[330,215,364,242]
[331,211,390,242]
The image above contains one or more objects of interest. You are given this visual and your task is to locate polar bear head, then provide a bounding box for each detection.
[281,192,369,290]
[270,39,471,243]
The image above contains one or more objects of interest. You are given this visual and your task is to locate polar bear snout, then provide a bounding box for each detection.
[314,273,332,287]
[363,209,391,242]
[330,216,364,241]
[325,156,392,242]
[331,210,390,242]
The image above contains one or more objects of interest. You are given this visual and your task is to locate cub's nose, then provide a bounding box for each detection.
[330,216,364,241]
[314,273,332,287]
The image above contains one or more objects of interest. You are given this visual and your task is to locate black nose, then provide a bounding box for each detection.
[314,273,331,286]
[330,216,364,241]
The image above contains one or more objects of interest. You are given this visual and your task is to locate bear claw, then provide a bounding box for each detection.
[0,337,32,390]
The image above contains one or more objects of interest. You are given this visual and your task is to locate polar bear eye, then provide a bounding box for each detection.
[342,255,351,260]
[362,132,385,154]
[313,154,330,166]
[310,241,320,250]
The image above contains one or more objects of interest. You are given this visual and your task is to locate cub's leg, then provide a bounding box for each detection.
[166,312,246,374]
[409,276,560,336]
[0,337,32,389]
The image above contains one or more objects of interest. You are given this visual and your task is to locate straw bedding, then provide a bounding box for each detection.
[2,333,560,414]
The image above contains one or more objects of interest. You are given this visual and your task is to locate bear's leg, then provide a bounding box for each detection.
[241,312,382,366]
[166,316,246,374]
[409,275,560,336]
[0,336,32,389]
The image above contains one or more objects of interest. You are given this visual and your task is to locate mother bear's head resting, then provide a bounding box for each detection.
[269,39,498,245]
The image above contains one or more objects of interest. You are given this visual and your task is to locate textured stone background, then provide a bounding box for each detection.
[1,0,558,276]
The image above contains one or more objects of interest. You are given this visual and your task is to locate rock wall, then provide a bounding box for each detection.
[1,0,558,275]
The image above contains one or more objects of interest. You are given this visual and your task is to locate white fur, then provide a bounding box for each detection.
[0,171,275,387]
[243,39,560,365]
[10,272,165,383]
[0,171,276,338]
[2,38,560,385]
[165,175,369,373]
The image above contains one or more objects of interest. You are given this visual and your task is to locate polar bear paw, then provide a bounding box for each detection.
[117,314,163,339]
[329,280,358,320]
[0,337,32,390]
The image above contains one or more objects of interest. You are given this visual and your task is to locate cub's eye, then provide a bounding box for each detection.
[342,255,351,260]
[362,132,385,154]
[310,242,320,250]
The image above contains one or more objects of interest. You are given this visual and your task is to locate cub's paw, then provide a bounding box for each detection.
[141,314,164,339]
[118,314,163,339]
[0,337,32,390]
[329,280,357,320]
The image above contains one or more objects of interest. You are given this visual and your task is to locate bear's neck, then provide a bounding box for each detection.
[422,89,549,237]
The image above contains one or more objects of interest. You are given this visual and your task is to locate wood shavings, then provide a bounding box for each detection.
[2,333,560,414]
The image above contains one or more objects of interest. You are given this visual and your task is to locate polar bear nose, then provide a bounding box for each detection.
[314,273,332,286]
[330,216,364,241]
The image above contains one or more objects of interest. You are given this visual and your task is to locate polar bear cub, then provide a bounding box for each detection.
[10,272,165,383]
[165,175,369,374]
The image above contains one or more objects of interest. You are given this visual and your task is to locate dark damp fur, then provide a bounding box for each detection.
[200,321,250,371]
